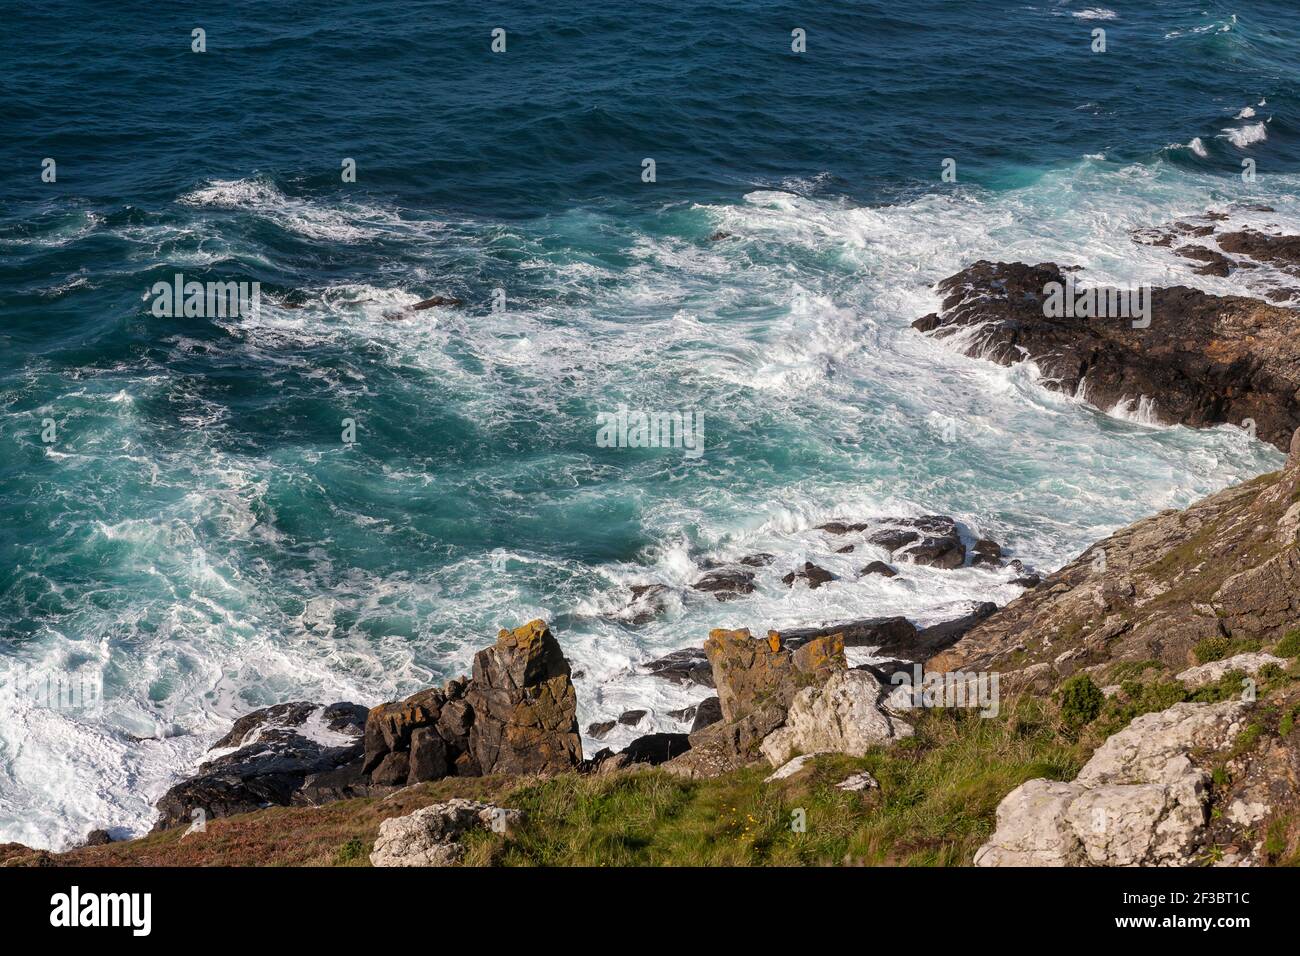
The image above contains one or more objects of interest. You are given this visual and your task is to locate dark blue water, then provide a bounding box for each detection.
[0,0,1295,847]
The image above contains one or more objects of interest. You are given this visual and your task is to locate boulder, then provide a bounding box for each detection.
[688,696,723,733]
[640,647,715,687]
[703,628,845,724]
[759,670,914,766]
[858,561,897,578]
[975,700,1252,866]
[781,562,837,589]
[621,732,691,765]
[369,799,522,867]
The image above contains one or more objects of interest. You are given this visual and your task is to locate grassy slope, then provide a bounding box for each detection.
[7,645,1296,868]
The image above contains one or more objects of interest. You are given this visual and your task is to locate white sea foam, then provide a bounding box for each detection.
[1221,121,1269,148]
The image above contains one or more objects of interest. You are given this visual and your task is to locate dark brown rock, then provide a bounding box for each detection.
[912,260,1300,451]
[858,561,898,578]
[692,568,756,600]
[781,561,838,589]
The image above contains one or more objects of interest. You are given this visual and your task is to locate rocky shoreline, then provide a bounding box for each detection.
[11,213,1300,868]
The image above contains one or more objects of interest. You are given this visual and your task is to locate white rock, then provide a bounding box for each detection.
[760,670,913,766]
[1175,653,1286,689]
[836,770,879,791]
[976,700,1250,867]
[369,798,523,867]
[763,752,828,782]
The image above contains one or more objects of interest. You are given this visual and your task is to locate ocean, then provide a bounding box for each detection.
[0,0,1296,848]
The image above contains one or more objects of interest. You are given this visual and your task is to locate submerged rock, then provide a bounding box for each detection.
[691,568,755,601]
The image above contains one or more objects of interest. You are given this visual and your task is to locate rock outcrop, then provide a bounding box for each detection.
[369,799,523,867]
[928,429,1300,679]
[975,700,1251,866]
[153,701,369,831]
[913,260,1300,451]
[760,670,914,765]
[360,620,581,786]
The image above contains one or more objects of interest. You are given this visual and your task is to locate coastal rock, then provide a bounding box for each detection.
[912,260,1300,451]
[781,561,837,589]
[640,646,715,688]
[858,561,897,578]
[691,568,755,601]
[369,799,522,867]
[621,732,691,765]
[626,584,670,625]
[764,752,827,782]
[466,620,582,776]
[704,628,845,723]
[688,695,723,732]
[1175,653,1287,689]
[760,670,914,765]
[975,700,1251,866]
[971,539,1003,567]
[153,701,369,831]
[928,429,1300,677]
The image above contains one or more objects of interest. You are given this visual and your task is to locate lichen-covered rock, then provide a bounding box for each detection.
[759,670,914,766]
[369,799,523,867]
[466,620,582,776]
[975,700,1252,866]
[703,627,845,724]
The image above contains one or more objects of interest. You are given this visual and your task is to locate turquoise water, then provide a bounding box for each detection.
[0,0,1296,847]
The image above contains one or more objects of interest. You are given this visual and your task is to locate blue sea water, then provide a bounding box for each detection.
[0,0,1297,847]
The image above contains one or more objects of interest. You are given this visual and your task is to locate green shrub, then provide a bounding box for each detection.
[332,837,367,865]
[1193,635,1260,664]
[1275,628,1300,658]
[1058,675,1104,730]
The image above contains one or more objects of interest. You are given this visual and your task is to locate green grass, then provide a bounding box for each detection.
[1275,629,1300,658]
[459,697,1086,866]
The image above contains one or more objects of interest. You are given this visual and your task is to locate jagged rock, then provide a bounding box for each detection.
[971,539,1003,567]
[929,429,1300,677]
[913,260,1300,451]
[975,700,1251,866]
[587,720,616,739]
[369,799,522,867]
[152,701,369,831]
[691,568,755,601]
[618,709,647,727]
[759,670,914,766]
[688,696,723,732]
[83,829,113,847]
[626,584,670,625]
[834,544,856,554]
[621,732,691,765]
[640,647,715,688]
[704,628,845,724]
[782,562,837,589]
[1176,244,1235,277]
[1175,653,1287,689]
[777,616,915,651]
[1217,230,1300,276]
[858,561,897,578]
[466,620,582,776]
